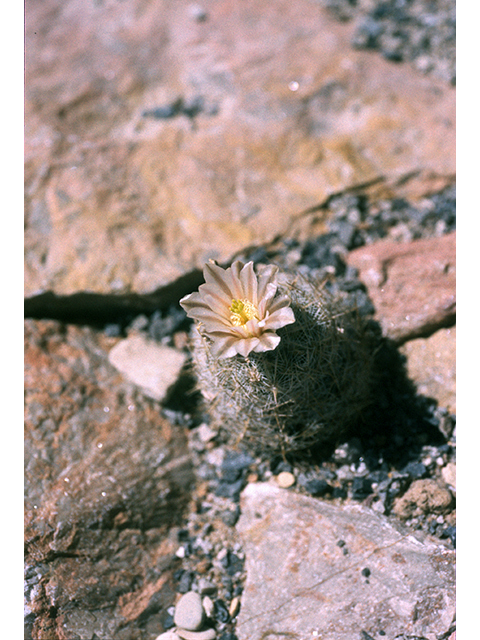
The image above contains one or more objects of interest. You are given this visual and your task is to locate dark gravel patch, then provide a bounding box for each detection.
[319,0,455,85]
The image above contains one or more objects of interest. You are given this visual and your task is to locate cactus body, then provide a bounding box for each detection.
[189,273,375,458]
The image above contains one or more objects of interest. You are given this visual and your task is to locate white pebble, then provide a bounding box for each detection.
[228,596,240,618]
[154,631,180,640]
[175,629,216,640]
[202,595,214,618]
[174,591,204,631]
[276,471,295,488]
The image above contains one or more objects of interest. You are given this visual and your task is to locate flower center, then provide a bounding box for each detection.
[229,298,259,326]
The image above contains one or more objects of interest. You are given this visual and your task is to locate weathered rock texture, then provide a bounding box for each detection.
[236,482,455,640]
[24,320,194,640]
[347,232,455,342]
[25,0,455,298]
[400,326,456,412]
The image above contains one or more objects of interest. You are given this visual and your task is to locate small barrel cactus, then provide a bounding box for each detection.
[180,260,375,458]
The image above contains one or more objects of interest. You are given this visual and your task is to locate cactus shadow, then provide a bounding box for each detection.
[300,321,450,469]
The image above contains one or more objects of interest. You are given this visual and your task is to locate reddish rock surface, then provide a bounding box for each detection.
[346,232,455,342]
[25,0,455,298]
[24,320,194,640]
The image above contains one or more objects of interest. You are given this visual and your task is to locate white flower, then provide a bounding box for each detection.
[180,260,295,358]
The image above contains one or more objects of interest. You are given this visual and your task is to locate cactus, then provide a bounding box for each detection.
[182,262,376,459]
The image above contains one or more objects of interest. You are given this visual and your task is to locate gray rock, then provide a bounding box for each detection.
[236,482,455,640]
[174,591,205,631]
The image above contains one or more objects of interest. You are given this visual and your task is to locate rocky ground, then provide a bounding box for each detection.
[24,1,455,639]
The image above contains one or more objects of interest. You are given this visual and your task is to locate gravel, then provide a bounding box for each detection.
[319,0,455,85]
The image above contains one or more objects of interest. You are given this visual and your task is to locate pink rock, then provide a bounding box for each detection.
[400,326,456,412]
[347,232,455,342]
[25,0,455,297]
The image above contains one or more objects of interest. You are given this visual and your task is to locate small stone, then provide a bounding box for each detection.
[401,461,428,480]
[174,591,205,631]
[303,478,330,497]
[276,471,295,488]
[175,629,216,640]
[197,423,217,443]
[155,631,181,640]
[228,596,241,618]
[441,462,456,490]
[393,479,454,519]
[197,578,217,596]
[202,595,215,618]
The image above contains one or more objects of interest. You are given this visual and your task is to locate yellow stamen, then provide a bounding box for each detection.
[229,298,258,326]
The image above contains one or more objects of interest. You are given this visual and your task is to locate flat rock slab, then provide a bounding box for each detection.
[25,0,455,297]
[347,232,455,343]
[24,320,194,640]
[236,482,455,640]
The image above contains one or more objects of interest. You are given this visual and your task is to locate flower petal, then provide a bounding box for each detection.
[239,261,258,305]
[253,332,281,352]
[257,282,278,317]
[235,336,261,357]
[179,291,208,314]
[266,293,293,313]
[204,260,244,299]
[257,264,278,301]
[263,306,296,330]
[210,335,243,359]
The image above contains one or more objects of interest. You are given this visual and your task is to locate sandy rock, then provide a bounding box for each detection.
[236,482,455,640]
[108,333,187,401]
[24,320,194,639]
[393,479,454,519]
[25,0,455,298]
[400,326,456,412]
[347,232,455,342]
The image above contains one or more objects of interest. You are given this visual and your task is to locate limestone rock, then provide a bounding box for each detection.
[347,232,455,342]
[108,333,187,401]
[236,482,455,640]
[24,320,194,640]
[25,0,455,298]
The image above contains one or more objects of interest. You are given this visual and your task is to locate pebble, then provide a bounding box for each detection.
[276,471,295,488]
[174,591,205,631]
[175,629,216,640]
[198,578,217,596]
[155,631,181,640]
[228,596,241,618]
[441,462,456,490]
[202,595,215,618]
